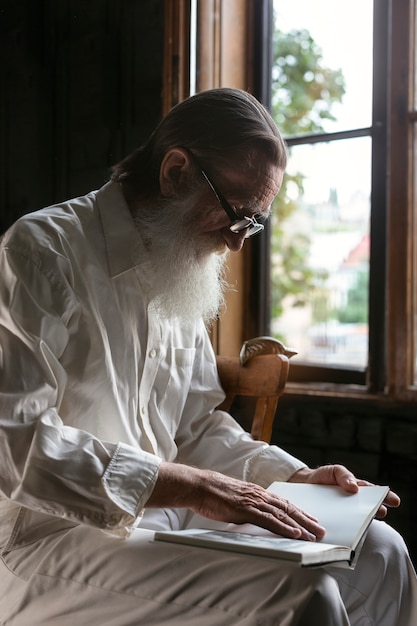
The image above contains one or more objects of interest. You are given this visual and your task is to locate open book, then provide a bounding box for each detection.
[154,482,389,568]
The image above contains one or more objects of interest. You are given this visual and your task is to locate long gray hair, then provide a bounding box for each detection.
[111,87,287,199]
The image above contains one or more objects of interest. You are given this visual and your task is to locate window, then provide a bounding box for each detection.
[166,0,417,401]
[270,0,374,384]
[269,0,417,399]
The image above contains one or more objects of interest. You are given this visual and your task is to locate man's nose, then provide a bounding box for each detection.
[222,229,247,252]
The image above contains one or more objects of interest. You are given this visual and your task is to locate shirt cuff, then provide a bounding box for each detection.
[243,444,307,488]
[102,443,161,527]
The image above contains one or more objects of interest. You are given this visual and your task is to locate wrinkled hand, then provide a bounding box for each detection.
[147,462,326,541]
[190,471,327,541]
[289,464,401,518]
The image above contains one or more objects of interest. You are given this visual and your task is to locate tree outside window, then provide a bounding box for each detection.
[270,1,372,371]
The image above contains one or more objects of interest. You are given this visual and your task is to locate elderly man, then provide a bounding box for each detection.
[0,88,416,625]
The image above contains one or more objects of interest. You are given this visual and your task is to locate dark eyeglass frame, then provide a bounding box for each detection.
[192,163,264,239]
[199,169,265,239]
[183,147,266,239]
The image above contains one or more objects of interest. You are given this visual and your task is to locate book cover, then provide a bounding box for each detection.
[154,483,389,568]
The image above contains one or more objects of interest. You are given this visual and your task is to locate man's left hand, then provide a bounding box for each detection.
[289,464,400,519]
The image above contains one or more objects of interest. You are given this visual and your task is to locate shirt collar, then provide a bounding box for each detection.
[95,180,149,278]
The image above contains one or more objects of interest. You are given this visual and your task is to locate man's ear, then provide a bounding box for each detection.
[159,148,192,197]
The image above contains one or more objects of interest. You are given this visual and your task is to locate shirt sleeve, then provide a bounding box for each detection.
[0,235,160,532]
[174,323,306,486]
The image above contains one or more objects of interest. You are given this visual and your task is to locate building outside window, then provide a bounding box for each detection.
[270,0,417,399]
[271,0,373,372]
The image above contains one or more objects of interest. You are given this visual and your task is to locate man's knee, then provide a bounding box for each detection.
[365,520,408,563]
[294,569,349,626]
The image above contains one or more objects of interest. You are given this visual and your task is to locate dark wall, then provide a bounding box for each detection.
[272,393,417,565]
[0,0,164,233]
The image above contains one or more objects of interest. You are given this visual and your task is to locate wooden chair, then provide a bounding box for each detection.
[216,337,296,443]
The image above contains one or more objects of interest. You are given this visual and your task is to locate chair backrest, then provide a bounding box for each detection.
[216,337,296,443]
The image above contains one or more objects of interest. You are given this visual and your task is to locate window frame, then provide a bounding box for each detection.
[386,0,416,401]
[164,0,417,403]
[163,0,265,358]
[258,0,417,402]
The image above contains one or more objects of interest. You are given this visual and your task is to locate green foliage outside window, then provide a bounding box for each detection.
[336,269,369,324]
[270,27,345,321]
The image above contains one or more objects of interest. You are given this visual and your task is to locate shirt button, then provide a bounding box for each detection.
[149,348,157,358]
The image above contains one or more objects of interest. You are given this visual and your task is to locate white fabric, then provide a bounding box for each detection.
[326,521,417,626]
[1,512,416,625]
[0,181,305,542]
[0,181,416,624]
[0,524,349,626]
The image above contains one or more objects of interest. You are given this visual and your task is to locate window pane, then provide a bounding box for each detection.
[271,138,371,368]
[271,0,373,371]
[273,0,373,134]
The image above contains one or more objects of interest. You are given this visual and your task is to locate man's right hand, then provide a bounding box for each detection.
[146,461,326,541]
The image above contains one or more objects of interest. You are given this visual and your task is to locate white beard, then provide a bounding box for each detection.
[148,245,228,327]
[133,194,230,327]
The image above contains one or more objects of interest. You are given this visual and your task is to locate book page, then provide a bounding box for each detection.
[154,528,352,566]
[266,483,389,548]
[155,482,388,567]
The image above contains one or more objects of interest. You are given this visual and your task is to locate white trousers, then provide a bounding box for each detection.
[1,510,416,625]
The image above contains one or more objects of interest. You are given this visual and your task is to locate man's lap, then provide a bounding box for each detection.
[1,522,347,625]
[1,514,416,625]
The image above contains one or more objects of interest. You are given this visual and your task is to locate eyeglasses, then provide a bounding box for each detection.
[200,169,265,239]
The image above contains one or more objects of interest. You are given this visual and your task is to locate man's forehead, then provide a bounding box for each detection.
[222,163,283,208]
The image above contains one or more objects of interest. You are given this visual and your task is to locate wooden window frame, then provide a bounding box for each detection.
[163,0,417,405]
[266,0,417,403]
[386,0,417,401]
[163,0,270,357]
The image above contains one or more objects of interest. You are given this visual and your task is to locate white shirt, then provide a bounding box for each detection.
[0,181,305,543]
